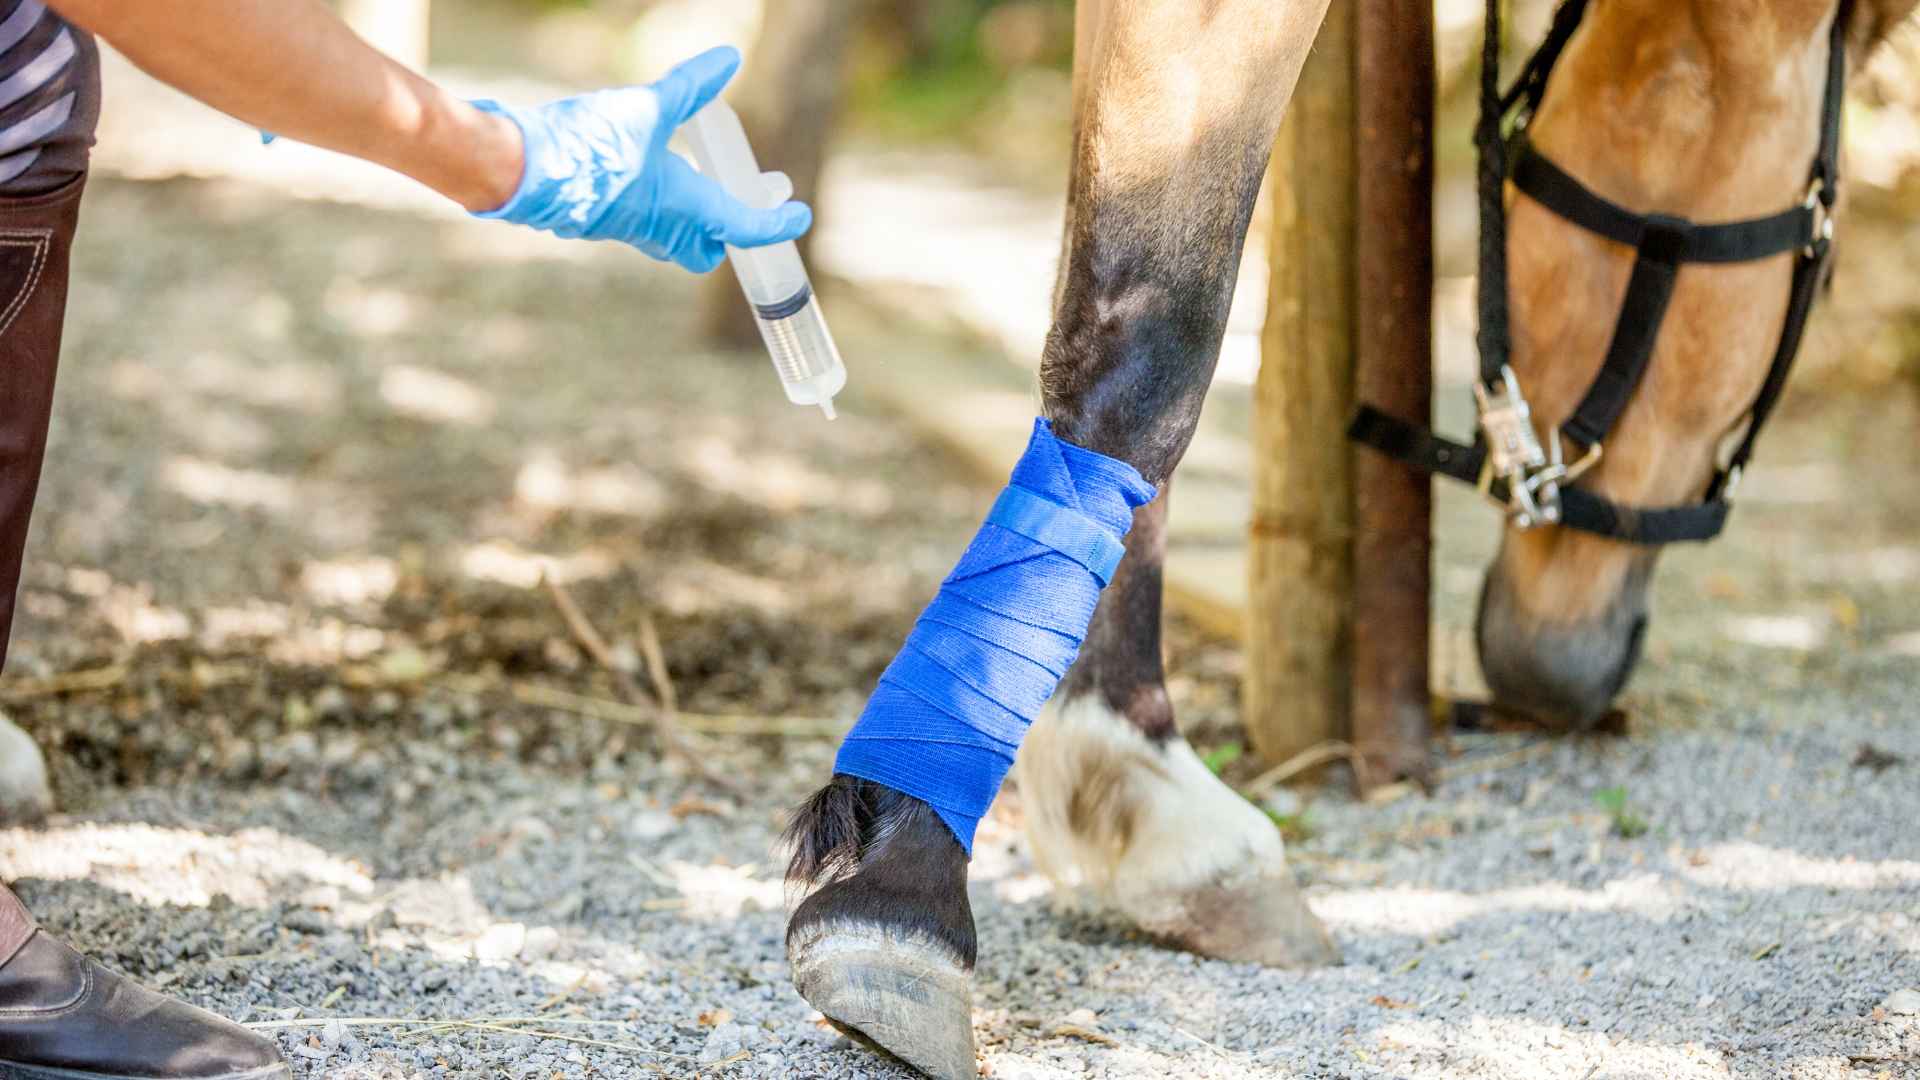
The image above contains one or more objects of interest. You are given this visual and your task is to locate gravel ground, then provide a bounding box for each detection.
[0,166,1916,1080]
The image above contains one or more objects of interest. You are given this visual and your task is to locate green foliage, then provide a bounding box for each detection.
[1595,786,1650,839]
[851,60,1006,140]
[849,0,1074,141]
[1265,808,1314,844]
[1201,742,1245,775]
[1203,742,1312,842]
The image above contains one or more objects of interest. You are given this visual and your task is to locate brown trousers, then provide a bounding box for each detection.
[0,173,84,676]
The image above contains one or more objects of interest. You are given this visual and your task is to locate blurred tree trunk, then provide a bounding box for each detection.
[700,0,864,348]
[1245,0,1355,768]
[877,0,954,67]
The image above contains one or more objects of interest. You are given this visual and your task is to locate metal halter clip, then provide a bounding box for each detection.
[1804,178,1834,258]
[1473,365,1598,530]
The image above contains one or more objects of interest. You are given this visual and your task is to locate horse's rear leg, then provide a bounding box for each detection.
[1018,485,1334,967]
[0,713,51,825]
[785,2,1332,1075]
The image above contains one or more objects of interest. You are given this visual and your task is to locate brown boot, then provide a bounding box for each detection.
[0,885,289,1080]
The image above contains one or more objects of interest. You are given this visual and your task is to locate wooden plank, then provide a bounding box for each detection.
[1244,0,1358,765]
[1351,0,1437,789]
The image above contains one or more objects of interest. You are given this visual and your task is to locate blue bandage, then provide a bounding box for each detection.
[833,418,1156,853]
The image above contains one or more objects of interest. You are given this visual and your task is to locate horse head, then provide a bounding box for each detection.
[1476,0,1915,724]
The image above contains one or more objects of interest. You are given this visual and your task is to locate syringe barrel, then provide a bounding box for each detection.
[682,100,847,417]
[753,288,846,412]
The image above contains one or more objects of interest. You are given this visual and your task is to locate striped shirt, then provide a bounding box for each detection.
[0,0,97,195]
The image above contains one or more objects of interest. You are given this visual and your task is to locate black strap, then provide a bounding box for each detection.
[1473,0,1513,387]
[1707,224,1831,499]
[1814,0,1850,202]
[1510,139,1816,264]
[1559,216,1685,448]
[1512,130,1821,450]
[1477,0,1593,389]
[1349,0,1851,547]
[1499,0,1589,120]
[1559,487,1730,545]
[1348,405,1482,485]
[1709,0,1850,497]
[1348,407,1732,544]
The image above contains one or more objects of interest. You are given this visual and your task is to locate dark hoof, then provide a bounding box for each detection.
[784,778,978,1078]
[790,922,975,1079]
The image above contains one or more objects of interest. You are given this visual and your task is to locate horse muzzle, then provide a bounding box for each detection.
[1473,546,1652,728]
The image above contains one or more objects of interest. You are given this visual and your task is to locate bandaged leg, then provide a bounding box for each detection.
[783,420,1151,1080]
[832,418,1154,853]
[784,5,1330,1074]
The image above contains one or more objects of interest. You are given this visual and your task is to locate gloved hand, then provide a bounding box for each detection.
[471,46,811,273]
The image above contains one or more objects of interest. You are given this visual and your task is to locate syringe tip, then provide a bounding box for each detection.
[818,399,838,420]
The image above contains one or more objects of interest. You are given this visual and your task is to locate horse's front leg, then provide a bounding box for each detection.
[1015,0,1337,970]
[784,2,1332,1076]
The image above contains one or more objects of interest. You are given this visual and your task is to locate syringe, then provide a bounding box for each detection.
[682,100,847,419]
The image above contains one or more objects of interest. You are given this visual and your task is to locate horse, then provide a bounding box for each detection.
[782,1,1916,1076]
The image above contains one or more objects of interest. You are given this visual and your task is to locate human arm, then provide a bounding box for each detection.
[48,0,808,269]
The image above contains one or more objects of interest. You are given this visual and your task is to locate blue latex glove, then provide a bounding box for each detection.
[470,46,811,273]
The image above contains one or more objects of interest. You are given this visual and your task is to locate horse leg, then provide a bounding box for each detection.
[1016,0,1335,970]
[785,2,1331,1075]
[1017,480,1335,967]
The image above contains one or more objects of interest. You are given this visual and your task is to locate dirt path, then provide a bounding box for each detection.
[0,162,1916,1080]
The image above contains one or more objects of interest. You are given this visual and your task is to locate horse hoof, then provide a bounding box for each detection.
[1124,866,1338,969]
[785,779,978,1078]
[0,714,51,827]
[1019,697,1340,970]
[790,922,976,1080]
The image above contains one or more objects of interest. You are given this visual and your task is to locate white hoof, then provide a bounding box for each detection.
[1017,696,1336,968]
[0,713,51,826]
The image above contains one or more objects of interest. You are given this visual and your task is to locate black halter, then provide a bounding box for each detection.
[1350,0,1851,545]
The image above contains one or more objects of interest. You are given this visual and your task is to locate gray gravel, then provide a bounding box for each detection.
[1,155,1918,1079]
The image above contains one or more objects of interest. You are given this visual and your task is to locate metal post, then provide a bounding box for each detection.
[1351,0,1435,788]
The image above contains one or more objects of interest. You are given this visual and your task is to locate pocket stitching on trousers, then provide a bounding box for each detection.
[0,228,52,340]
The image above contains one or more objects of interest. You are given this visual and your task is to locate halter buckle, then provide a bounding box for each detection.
[1474,365,1599,530]
[1722,464,1745,499]
[1804,179,1835,257]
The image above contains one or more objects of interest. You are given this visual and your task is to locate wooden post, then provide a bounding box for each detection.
[1245,0,1357,766]
[341,0,431,70]
[700,0,862,347]
[1351,0,1435,788]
